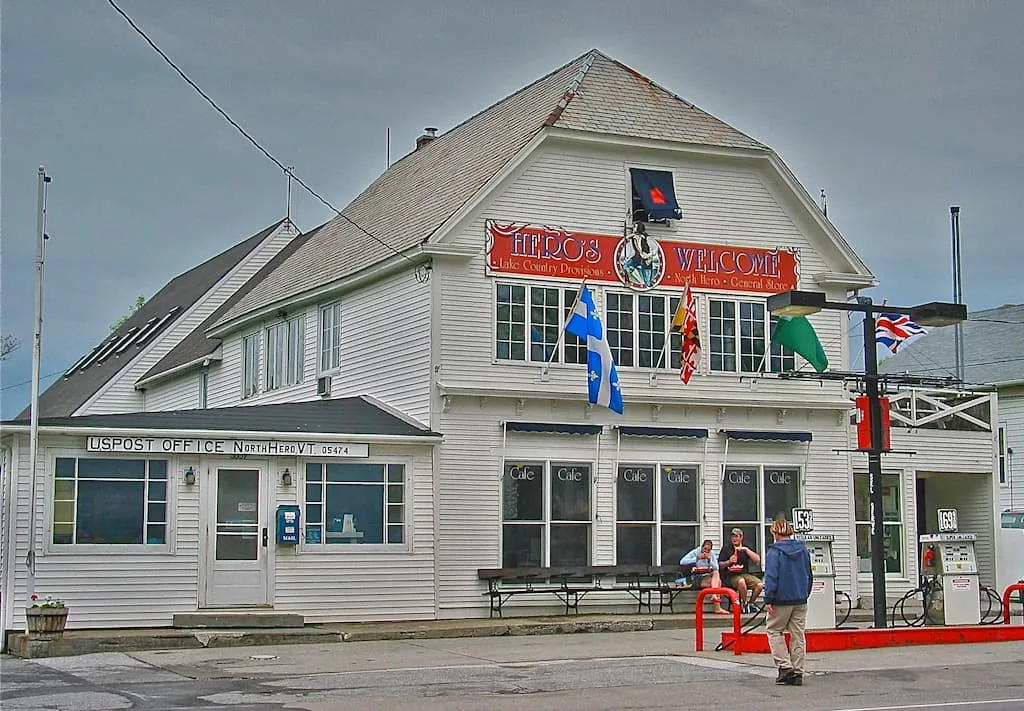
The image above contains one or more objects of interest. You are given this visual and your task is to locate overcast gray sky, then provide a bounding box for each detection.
[2,0,1022,418]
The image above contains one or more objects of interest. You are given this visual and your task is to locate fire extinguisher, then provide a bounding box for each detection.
[923,545,936,570]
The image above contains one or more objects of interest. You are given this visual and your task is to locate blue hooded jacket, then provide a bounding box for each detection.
[763,538,812,606]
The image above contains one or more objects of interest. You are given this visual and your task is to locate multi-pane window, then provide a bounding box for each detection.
[266,315,305,391]
[855,472,904,576]
[494,284,586,365]
[52,457,168,545]
[606,292,635,367]
[303,463,404,545]
[242,332,259,398]
[319,302,342,374]
[710,300,794,373]
[722,466,800,554]
[501,461,591,567]
[616,464,699,566]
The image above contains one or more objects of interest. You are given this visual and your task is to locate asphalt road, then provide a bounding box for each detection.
[4,629,1024,710]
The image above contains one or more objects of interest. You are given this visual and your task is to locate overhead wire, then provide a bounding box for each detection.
[105,0,417,266]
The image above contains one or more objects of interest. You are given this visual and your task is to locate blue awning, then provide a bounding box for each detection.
[506,421,603,435]
[630,168,682,221]
[725,430,813,443]
[619,426,708,438]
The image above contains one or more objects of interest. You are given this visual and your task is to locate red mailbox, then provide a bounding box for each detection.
[855,396,891,451]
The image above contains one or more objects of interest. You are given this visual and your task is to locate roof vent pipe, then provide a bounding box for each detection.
[416,127,438,150]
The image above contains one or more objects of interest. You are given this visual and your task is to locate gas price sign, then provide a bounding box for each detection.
[938,508,959,533]
[792,508,814,533]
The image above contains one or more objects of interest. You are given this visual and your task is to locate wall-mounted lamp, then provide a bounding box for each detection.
[281,468,293,486]
[184,467,196,485]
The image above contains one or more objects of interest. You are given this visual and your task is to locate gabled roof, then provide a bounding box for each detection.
[879,304,1024,387]
[137,223,322,387]
[3,396,441,439]
[212,49,766,331]
[22,220,286,419]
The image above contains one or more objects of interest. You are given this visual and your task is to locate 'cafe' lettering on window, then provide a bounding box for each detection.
[485,221,799,294]
[87,436,369,458]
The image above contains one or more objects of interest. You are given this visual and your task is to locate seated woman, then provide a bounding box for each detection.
[680,539,728,614]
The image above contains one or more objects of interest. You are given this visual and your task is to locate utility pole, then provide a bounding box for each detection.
[27,166,52,598]
[859,297,888,628]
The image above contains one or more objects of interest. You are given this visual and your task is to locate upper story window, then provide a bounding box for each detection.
[495,283,585,365]
[708,299,794,373]
[52,457,168,546]
[629,168,683,223]
[319,301,342,374]
[242,332,260,399]
[266,315,305,391]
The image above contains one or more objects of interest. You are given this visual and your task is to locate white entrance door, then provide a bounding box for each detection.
[204,467,269,607]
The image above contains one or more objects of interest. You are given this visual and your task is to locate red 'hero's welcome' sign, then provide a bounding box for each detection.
[485,221,799,294]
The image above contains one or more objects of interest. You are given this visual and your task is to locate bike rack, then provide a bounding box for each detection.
[1002,583,1024,625]
[694,586,742,655]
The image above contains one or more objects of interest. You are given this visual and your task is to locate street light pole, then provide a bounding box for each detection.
[859,298,888,628]
[766,289,966,630]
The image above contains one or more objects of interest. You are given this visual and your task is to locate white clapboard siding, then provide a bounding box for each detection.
[4,434,200,629]
[999,389,1024,512]
[0,442,14,636]
[272,447,436,622]
[81,222,298,415]
[330,270,432,424]
[879,427,997,593]
[144,374,203,412]
[430,140,859,616]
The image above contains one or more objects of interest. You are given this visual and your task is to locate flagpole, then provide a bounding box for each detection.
[544,280,586,375]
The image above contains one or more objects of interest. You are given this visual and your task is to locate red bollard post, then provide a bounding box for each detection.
[695,586,742,655]
[1002,583,1024,625]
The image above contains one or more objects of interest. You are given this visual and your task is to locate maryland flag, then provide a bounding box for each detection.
[671,285,701,384]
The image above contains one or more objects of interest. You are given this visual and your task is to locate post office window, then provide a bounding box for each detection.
[52,457,168,545]
[303,463,405,545]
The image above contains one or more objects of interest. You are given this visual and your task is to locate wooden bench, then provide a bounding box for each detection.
[477,565,696,618]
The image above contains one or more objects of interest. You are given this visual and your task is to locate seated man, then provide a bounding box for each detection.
[681,539,728,614]
[718,528,764,613]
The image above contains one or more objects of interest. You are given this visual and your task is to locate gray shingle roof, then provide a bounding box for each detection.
[214,50,765,329]
[21,221,285,419]
[138,223,322,385]
[4,396,440,438]
[879,304,1024,386]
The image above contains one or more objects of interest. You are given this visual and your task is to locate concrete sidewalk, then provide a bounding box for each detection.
[6,608,887,658]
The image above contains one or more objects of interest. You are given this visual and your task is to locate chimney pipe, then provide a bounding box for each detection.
[416,127,438,150]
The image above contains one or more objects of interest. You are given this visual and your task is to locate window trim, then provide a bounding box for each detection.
[299,457,413,553]
[241,330,260,399]
[318,301,342,375]
[853,470,906,579]
[492,282,588,367]
[708,298,795,374]
[44,449,176,555]
[499,459,595,567]
[265,314,306,392]
[614,461,702,566]
[720,464,803,555]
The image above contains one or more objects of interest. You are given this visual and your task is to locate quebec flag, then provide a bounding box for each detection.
[565,286,624,414]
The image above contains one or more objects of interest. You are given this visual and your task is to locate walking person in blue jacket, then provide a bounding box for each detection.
[763,518,813,686]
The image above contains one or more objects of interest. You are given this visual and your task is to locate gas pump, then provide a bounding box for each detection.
[919,533,981,626]
[791,507,836,630]
[798,534,836,629]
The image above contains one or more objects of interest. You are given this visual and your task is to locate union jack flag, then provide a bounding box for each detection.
[875,314,927,353]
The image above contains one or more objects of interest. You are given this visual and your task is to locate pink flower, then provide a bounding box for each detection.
[30,594,38,601]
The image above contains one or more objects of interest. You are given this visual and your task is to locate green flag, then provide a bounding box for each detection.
[771,316,828,373]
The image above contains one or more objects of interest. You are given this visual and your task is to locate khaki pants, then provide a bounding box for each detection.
[766,604,807,674]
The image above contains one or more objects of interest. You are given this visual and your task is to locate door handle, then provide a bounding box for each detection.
[262,527,268,548]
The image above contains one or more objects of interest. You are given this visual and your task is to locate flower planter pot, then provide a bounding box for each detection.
[26,607,69,640]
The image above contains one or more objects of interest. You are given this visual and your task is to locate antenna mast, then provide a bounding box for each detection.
[950,206,965,386]
[820,188,828,218]
[285,166,294,221]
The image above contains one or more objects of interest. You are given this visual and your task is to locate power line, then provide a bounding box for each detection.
[105,0,416,266]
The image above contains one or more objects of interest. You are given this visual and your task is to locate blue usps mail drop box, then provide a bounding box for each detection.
[276,505,301,545]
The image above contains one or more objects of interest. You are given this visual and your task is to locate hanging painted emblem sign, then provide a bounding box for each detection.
[485,221,799,293]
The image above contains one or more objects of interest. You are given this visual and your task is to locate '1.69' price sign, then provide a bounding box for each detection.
[938,508,959,533]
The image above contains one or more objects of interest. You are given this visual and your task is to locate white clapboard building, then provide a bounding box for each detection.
[2,49,999,639]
